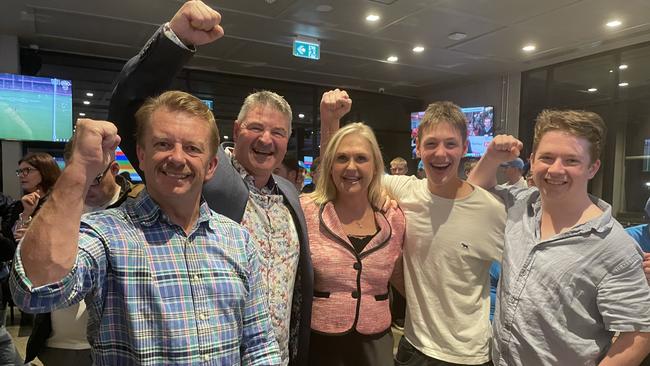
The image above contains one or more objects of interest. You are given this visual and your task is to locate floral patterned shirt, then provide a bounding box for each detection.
[230,152,300,366]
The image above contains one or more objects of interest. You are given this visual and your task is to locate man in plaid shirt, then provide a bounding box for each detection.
[10,91,281,365]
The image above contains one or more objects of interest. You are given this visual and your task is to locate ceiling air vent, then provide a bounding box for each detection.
[368,0,398,4]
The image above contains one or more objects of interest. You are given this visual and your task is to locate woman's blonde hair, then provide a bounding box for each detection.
[311,122,385,207]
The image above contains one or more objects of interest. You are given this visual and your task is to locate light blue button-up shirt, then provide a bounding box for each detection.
[491,186,650,366]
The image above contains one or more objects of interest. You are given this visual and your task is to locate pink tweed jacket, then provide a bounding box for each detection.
[300,196,405,335]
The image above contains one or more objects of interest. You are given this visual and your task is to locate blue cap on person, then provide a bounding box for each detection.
[500,158,524,170]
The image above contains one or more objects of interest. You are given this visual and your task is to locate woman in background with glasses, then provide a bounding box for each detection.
[2,152,61,244]
[0,152,59,366]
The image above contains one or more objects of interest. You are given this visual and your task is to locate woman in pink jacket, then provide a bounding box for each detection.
[300,122,405,366]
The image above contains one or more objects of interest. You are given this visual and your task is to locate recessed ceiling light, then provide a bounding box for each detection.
[606,20,622,28]
[86,92,94,97]
[366,14,380,22]
[619,82,629,87]
[412,46,425,53]
[298,113,305,119]
[79,112,86,117]
[448,32,467,41]
[83,100,90,105]
[223,135,229,140]
[646,182,650,187]
[316,5,333,12]
[609,69,614,73]
[522,44,536,52]
[587,88,598,92]
[618,64,628,70]
[386,55,398,62]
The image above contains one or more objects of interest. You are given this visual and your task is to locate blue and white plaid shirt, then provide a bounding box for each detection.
[11,190,281,366]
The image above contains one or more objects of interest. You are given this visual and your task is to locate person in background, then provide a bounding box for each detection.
[389,157,408,175]
[497,158,526,188]
[415,160,426,179]
[274,157,305,192]
[469,110,650,365]
[462,160,478,179]
[11,93,281,365]
[3,152,61,245]
[24,139,143,366]
[107,2,314,364]
[301,122,405,366]
[626,197,650,252]
[301,157,320,194]
[0,192,22,365]
[1,152,61,366]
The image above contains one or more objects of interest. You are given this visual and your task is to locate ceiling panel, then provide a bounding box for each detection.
[33,8,157,48]
[280,0,429,35]
[451,0,650,62]
[435,0,581,24]
[374,6,504,49]
[1,0,650,97]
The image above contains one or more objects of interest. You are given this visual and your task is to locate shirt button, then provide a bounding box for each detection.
[353,262,361,270]
[200,313,208,321]
[193,275,200,282]
[351,291,359,299]
[203,354,210,361]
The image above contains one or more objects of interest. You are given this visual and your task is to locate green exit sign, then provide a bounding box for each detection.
[293,38,320,60]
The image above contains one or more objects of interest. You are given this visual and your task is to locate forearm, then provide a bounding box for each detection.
[467,155,501,189]
[598,331,650,366]
[107,26,192,167]
[319,116,339,156]
[20,165,89,286]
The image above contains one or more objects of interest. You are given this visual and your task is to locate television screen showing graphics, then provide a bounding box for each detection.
[115,146,143,183]
[410,106,494,158]
[0,73,73,142]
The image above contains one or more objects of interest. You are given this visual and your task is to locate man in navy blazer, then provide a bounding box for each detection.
[106,2,325,365]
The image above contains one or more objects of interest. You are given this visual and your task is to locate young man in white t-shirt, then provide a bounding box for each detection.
[321,93,505,365]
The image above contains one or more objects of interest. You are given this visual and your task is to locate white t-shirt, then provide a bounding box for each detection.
[384,175,506,364]
[47,301,90,350]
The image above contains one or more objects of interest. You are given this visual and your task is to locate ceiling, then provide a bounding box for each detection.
[2,0,650,98]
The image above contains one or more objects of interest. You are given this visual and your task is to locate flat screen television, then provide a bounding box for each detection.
[410,106,494,158]
[302,156,313,185]
[48,147,142,183]
[115,146,143,183]
[0,73,73,142]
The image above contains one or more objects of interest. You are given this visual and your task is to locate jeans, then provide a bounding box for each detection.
[0,306,23,366]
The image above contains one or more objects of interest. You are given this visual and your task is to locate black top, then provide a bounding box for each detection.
[348,232,377,254]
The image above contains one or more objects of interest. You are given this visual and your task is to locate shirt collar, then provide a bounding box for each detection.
[530,191,614,236]
[225,147,279,195]
[128,189,215,231]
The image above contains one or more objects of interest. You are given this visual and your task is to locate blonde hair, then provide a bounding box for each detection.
[417,101,467,144]
[390,157,407,167]
[311,123,384,208]
[135,91,219,155]
[533,109,606,164]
